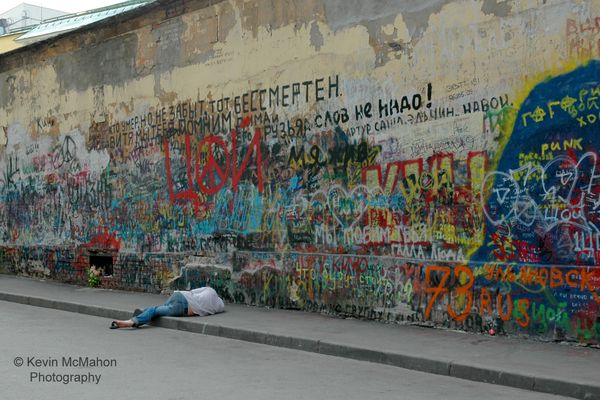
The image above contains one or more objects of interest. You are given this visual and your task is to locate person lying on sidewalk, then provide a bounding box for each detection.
[110,286,225,329]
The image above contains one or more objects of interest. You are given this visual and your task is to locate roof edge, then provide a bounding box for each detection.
[0,0,206,72]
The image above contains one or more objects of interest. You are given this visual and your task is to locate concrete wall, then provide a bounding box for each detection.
[1,0,599,343]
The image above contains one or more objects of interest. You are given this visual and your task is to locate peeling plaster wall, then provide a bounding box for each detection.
[1,0,600,342]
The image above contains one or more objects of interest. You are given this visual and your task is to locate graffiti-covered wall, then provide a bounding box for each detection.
[1,0,599,342]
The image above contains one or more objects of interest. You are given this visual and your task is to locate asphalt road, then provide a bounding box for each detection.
[0,300,573,400]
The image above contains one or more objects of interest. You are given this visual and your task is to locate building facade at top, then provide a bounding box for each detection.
[0,3,69,31]
[0,0,599,343]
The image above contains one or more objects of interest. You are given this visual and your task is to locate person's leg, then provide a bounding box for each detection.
[130,305,159,326]
[131,292,188,327]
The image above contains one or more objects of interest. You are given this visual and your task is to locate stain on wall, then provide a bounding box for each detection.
[0,0,599,343]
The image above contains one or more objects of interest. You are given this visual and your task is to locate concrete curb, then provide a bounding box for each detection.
[1,292,597,400]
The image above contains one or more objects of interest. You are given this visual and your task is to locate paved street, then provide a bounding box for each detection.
[0,301,573,400]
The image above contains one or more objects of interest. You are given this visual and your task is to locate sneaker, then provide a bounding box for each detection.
[132,308,143,318]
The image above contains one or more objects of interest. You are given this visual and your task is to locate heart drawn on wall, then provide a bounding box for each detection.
[327,185,370,228]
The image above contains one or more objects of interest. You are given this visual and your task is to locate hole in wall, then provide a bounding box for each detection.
[89,254,113,277]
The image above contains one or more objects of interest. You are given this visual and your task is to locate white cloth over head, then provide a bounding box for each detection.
[177,287,225,316]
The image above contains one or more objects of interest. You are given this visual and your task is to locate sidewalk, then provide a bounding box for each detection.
[0,274,598,400]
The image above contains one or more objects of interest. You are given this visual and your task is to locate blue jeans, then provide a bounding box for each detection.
[132,292,188,327]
